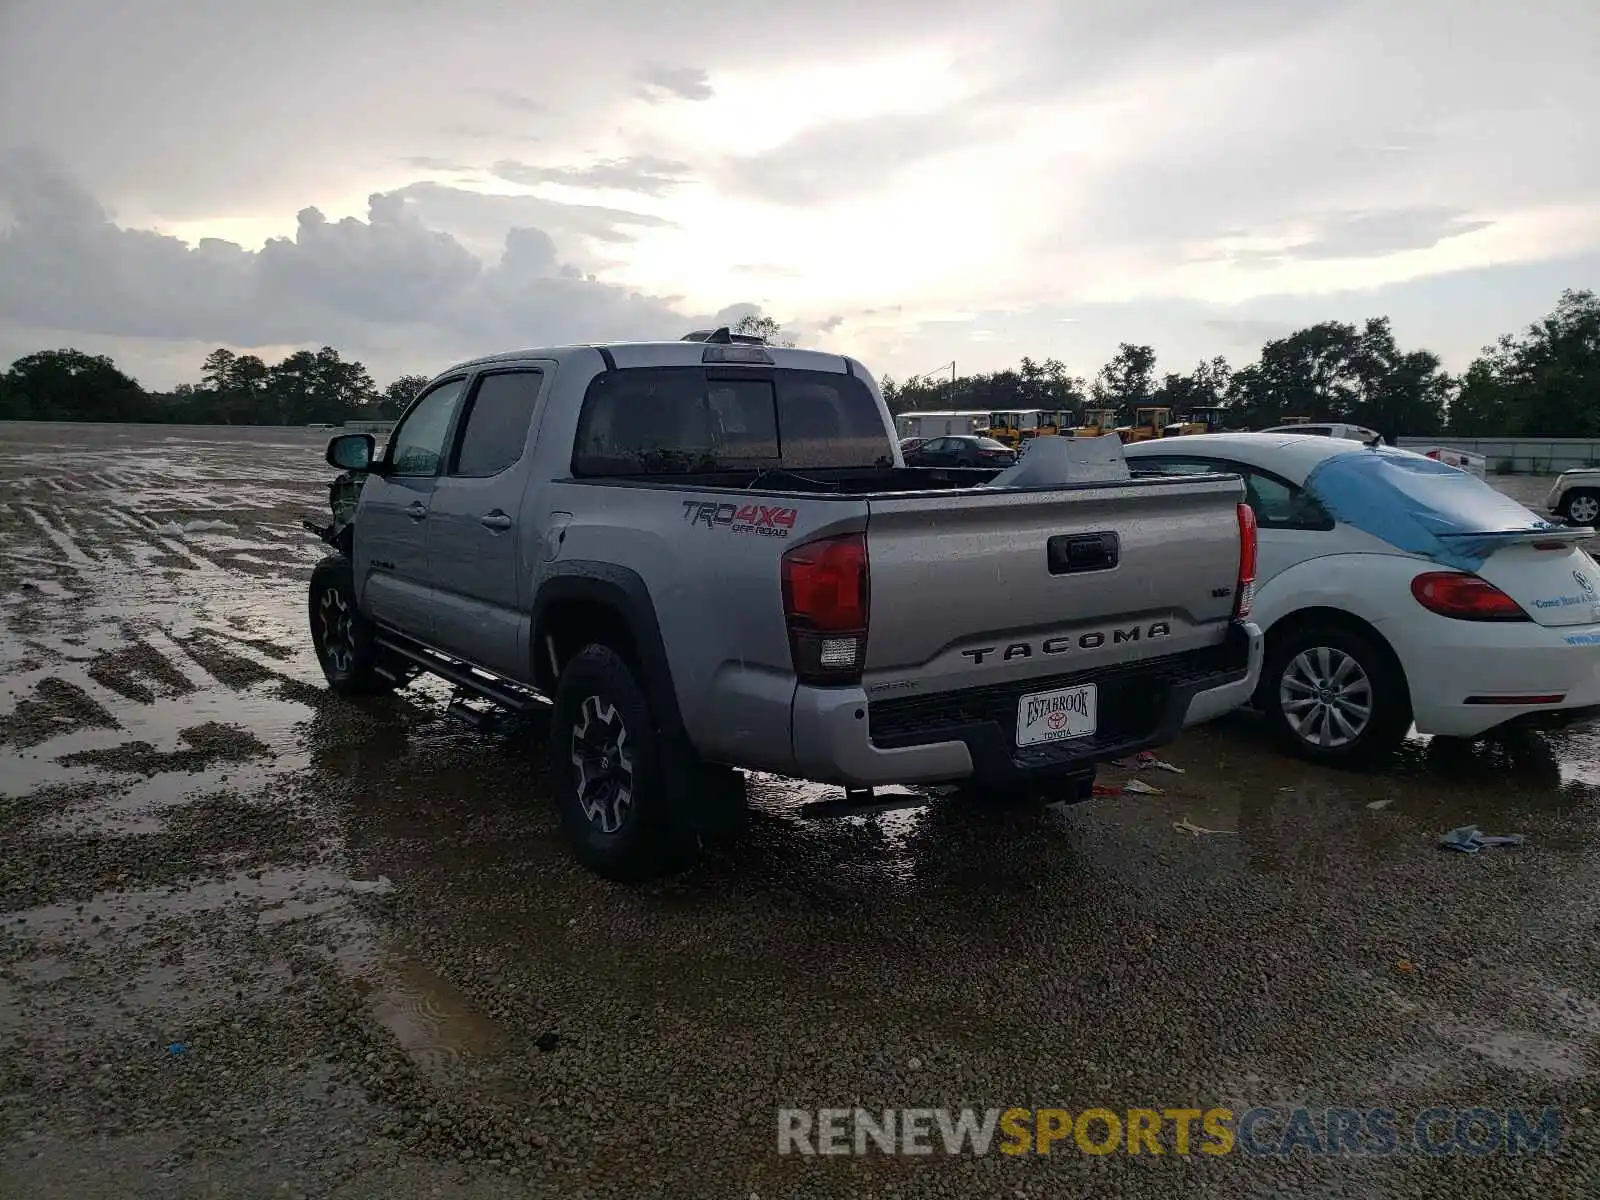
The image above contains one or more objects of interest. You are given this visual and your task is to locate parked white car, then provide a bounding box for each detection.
[1546,468,1600,525]
[1257,421,1380,442]
[1413,445,1488,479]
[1125,434,1600,764]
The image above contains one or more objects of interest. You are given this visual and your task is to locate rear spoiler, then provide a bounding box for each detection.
[1435,527,1593,557]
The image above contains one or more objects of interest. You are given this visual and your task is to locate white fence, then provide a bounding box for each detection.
[1396,437,1600,473]
[342,420,395,435]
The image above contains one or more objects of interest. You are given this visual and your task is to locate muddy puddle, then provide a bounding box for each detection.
[356,957,512,1078]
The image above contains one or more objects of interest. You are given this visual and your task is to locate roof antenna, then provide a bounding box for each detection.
[1364,432,1384,449]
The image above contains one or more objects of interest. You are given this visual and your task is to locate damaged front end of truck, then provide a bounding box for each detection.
[302,471,365,555]
[302,433,378,555]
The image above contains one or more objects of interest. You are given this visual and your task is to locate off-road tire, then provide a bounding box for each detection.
[309,556,397,696]
[1259,622,1411,766]
[549,643,694,881]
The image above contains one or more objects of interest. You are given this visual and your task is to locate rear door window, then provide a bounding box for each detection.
[451,370,543,477]
[572,367,891,476]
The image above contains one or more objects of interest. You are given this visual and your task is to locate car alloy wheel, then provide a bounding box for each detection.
[1279,645,1373,749]
[318,585,357,673]
[570,694,635,834]
[1567,492,1599,525]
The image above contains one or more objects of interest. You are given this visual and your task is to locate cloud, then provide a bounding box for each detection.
[987,0,1353,106]
[1289,207,1496,261]
[386,181,673,251]
[255,196,483,325]
[1202,317,1298,347]
[1195,207,1496,272]
[733,263,803,278]
[492,155,693,197]
[0,149,712,374]
[719,108,986,206]
[636,63,714,102]
[401,155,473,172]
[437,124,541,143]
[483,89,547,113]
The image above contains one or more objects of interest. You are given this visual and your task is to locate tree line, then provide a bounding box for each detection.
[881,290,1599,440]
[1,291,1597,439]
[0,343,429,428]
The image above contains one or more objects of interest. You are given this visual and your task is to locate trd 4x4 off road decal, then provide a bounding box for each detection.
[680,500,798,537]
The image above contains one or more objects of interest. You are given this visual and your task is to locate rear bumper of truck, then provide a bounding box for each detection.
[791,621,1262,788]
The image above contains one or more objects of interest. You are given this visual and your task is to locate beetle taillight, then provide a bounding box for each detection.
[1410,571,1528,621]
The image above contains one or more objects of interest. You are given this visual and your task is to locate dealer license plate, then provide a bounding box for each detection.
[1015,683,1098,747]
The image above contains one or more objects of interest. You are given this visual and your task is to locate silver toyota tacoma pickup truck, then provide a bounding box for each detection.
[304,330,1263,878]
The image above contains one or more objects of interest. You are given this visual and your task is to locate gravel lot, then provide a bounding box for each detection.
[1,422,1597,1199]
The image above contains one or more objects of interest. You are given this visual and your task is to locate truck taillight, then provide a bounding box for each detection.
[1234,502,1257,620]
[781,533,868,683]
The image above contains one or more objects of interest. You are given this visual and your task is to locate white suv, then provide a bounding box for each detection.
[1257,422,1380,442]
[1547,468,1600,525]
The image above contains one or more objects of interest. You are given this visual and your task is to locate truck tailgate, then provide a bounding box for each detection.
[863,476,1246,696]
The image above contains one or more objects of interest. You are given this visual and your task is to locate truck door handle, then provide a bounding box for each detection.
[404,502,428,521]
[1048,532,1119,574]
[480,511,513,532]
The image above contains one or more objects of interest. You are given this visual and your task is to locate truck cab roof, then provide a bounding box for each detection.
[437,340,859,379]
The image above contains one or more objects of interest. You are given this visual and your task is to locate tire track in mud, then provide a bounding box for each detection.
[2,437,325,821]
[18,505,98,570]
[102,506,158,533]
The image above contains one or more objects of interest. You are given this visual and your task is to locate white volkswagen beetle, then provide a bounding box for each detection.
[1125,434,1600,764]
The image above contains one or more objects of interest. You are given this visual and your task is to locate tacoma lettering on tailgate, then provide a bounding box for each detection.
[680,500,798,537]
[962,622,1171,666]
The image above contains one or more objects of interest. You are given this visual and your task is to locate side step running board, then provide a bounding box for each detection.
[374,634,550,714]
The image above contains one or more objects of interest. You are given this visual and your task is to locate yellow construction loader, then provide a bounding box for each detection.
[981,410,1043,448]
[1118,406,1174,443]
[1163,405,1229,437]
[1033,410,1074,438]
[1069,407,1120,437]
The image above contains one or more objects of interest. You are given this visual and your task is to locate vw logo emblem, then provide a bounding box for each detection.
[1575,569,1595,595]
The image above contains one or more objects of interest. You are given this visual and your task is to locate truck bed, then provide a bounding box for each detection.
[549,466,1252,786]
[565,463,1231,498]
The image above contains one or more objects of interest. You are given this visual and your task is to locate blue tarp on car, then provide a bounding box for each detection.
[1303,447,1563,571]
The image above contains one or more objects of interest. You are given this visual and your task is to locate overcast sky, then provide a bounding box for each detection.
[2,0,1597,391]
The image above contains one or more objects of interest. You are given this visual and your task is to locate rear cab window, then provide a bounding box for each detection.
[571,367,893,476]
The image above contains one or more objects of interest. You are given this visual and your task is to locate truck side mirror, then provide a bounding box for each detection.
[326,433,375,472]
